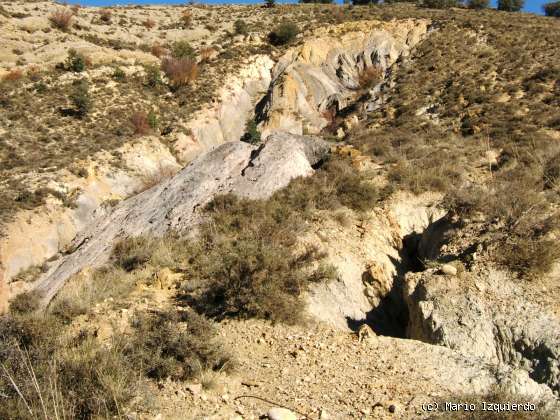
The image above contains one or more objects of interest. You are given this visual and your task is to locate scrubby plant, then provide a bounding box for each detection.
[112,67,126,82]
[234,19,248,35]
[171,40,196,59]
[99,8,112,23]
[358,65,383,89]
[161,57,198,88]
[2,68,23,82]
[65,49,87,72]
[265,0,276,7]
[130,111,151,136]
[70,79,91,117]
[9,290,41,314]
[151,42,167,58]
[241,119,261,144]
[497,0,524,11]
[352,0,379,4]
[544,1,560,16]
[268,22,299,46]
[48,8,73,31]
[128,308,231,380]
[144,64,162,87]
[181,10,193,27]
[143,18,156,29]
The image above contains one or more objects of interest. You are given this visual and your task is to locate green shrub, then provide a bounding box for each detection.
[544,1,560,16]
[497,0,524,11]
[148,111,158,129]
[65,49,86,72]
[265,0,276,7]
[352,0,380,4]
[234,19,248,35]
[112,66,126,81]
[70,79,91,117]
[171,40,195,59]
[241,119,261,144]
[144,64,162,87]
[185,196,338,324]
[268,22,299,46]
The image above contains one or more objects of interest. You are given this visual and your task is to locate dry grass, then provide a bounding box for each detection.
[2,68,23,82]
[48,8,73,31]
[130,110,151,135]
[161,57,198,87]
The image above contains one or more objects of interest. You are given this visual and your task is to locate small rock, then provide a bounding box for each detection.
[440,264,457,276]
[386,401,400,414]
[267,407,297,420]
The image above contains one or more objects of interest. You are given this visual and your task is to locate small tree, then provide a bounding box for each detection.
[467,0,489,8]
[70,79,91,117]
[352,0,379,4]
[544,1,560,16]
[265,0,276,8]
[268,22,299,46]
[497,0,524,11]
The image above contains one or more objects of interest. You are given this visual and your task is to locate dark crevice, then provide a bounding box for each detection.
[240,143,266,177]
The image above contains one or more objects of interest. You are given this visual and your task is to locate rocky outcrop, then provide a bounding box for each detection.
[404,267,560,397]
[32,133,329,305]
[174,55,274,162]
[305,192,444,333]
[258,19,430,137]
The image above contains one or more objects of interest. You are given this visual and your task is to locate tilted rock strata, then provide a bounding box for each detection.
[259,19,430,137]
[32,133,329,305]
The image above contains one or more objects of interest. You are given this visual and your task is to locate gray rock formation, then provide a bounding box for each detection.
[404,268,560,397]
[33,133,329,306]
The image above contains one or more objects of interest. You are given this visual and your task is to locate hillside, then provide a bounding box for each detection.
[0,1,559,419]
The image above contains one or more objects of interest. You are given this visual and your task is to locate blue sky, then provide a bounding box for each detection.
[62,0,549,15]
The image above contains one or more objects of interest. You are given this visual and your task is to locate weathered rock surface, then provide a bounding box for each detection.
[404,267,560,397]
[258,19,430,137]
[305,192,444,333]
[32,133,329,305]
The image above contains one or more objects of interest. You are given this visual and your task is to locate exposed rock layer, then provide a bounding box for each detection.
[33,133,329,305]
